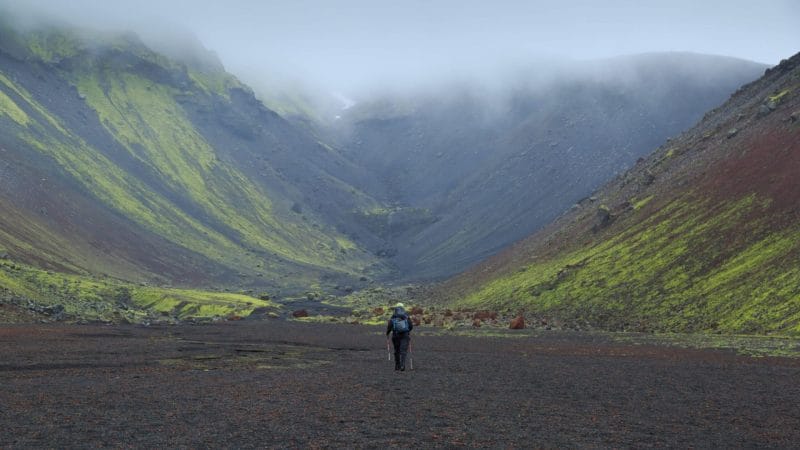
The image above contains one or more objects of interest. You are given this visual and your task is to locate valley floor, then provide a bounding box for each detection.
[2,322,800,448]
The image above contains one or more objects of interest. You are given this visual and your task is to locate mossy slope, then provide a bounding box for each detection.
[0,258,276,322]
[0,21,383,298]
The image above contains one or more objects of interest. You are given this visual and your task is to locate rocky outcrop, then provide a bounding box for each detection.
[510,316,525,330]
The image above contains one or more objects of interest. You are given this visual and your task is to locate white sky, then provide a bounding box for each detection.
[3,0,799,92]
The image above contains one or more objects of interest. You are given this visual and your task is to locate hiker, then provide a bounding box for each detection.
[386,303,413,371]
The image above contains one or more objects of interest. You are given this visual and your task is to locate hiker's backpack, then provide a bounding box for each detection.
[392,315,410,333]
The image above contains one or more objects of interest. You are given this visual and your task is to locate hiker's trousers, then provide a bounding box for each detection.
[392,332,410,366]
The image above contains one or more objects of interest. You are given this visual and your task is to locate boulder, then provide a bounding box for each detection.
[509,316,525,329]
[410,306,424,315]
[472,318,482,328]
[411,315,421,326]
[291,309,309,318]
[372,307,385,316]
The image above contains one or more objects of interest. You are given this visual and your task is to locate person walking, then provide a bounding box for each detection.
[386,303,413,371]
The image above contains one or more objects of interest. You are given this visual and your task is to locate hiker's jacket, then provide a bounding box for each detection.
[386,310,414,336]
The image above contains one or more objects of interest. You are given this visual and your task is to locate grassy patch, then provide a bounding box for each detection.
[0,79,30,125]
[632,195,654,211]
[0,259,276,322]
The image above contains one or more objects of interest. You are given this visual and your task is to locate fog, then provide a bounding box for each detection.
[1,0,798,96]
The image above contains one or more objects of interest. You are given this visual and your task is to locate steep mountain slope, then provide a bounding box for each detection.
[326,54,767,280]
[438,52,800,334]
[0,20,386,295]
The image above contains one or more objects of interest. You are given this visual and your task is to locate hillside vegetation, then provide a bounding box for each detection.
[440,53,800,335]
[0,20,386,299]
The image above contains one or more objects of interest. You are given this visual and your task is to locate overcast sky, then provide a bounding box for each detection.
[3,0,799,93]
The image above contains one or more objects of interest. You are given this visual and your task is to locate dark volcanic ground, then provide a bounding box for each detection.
[2,322,800,448]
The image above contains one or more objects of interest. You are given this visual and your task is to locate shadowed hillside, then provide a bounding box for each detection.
[438,52,800,334]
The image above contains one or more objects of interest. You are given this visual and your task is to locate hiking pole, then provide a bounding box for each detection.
[386,338,391,361]
[409,336,413,370]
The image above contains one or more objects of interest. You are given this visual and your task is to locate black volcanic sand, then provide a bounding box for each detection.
[2,322,799,448]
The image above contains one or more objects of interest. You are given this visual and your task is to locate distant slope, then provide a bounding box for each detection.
[326,53,767,280]
[0,20,386,295]
[438,52,800,334]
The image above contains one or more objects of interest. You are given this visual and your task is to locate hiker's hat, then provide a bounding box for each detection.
[394,302,405,309]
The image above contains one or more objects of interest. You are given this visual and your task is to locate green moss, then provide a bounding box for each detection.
[632,195,654,211]
[768,89,790,104]
[187,69,243,98]
[23,30,82,63]
[132,287,274,319]
[0,84,30,125]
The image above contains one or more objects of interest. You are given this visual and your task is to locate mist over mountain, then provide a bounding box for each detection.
[310,53,766,280]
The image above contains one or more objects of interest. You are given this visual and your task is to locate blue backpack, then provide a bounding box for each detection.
[392,315,410,333]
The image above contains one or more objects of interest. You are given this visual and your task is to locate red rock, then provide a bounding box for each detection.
[472,318,482,328]
[372,307,385,316]
[411,315,421,326]
[410,306,424,315]
[227,315,243,321]
[292,309,309,318]
[509,316,525,329]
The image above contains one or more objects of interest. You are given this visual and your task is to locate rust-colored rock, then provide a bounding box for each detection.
[410,306,424,315]
[372,307,385,316]
[411,315,421,326]
[472,318,482,328]
[292,309,309,318]
[227,315,243,321]
[509,316,525,329]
